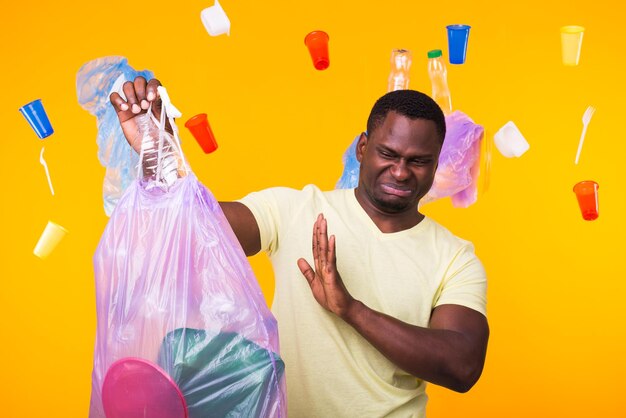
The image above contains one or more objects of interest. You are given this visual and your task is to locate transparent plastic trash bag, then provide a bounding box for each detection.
[336,111,484,208]
[89,97,286,418]
[76,56,154,216]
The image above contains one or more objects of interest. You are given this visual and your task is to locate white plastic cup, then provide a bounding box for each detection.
[201,0,231,36]
[34,221,68,259]
[561,26,584,66]
[494,121,530,158]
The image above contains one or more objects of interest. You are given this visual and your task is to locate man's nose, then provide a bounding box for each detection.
[390,160,410,181]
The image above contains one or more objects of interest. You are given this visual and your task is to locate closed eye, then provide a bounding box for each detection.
[410,158,434,166]
[379,150,395,159]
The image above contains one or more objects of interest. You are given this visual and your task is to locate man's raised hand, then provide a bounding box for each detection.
[297,214,356,319]
[109,77,163,153]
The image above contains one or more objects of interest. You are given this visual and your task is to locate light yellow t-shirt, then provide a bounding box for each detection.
[240,185,487,418]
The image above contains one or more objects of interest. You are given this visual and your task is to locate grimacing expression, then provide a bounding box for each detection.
[357,112,442,213]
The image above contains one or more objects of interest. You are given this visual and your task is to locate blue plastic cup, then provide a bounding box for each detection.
[19,99,54,139]
[447,25,471,65]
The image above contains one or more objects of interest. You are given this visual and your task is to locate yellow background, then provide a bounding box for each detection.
[1,0,624,416]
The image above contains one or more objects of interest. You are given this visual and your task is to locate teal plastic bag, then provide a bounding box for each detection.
[158,329,285,418]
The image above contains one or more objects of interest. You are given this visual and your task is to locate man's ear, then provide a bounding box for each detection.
[355,132,368,163]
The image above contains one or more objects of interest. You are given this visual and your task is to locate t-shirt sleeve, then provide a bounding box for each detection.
[237,188,285,256]
[434,244,487,317]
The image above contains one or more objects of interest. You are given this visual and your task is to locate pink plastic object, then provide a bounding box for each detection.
[102,358,188,418]
[421,110,484,208]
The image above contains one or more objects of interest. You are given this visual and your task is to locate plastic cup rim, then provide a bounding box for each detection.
[447,24,471,31]
[185,113,208,127]
[573,180,599,193]
[47,221,69,234]
[19,98,44,112]
[305,30,329,45]
[561,25,585,34]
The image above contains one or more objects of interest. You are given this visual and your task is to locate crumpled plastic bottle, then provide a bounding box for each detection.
[76,56,154,216]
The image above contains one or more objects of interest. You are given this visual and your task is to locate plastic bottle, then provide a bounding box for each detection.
[427,49,452,115]
[387,49,412,92]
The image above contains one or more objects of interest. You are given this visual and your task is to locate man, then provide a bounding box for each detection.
[110,77,489,417]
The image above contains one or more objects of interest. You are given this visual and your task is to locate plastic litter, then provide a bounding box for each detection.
[388,49,412,92]
[33,221,68,259]
[494,121,529,158]
[185,114,219,154]
[89,90,285,417]
[76,56,154,216]
[427,49,452,115]
[304,31,330,70]
[102,357,188,418]
[201,0,231,36]
[19,99,54,139]
[39,147,54,196]
[574,105,596,164]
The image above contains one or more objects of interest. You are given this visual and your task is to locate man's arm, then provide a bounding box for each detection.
[298,214,489,393]
[345,302,488,393]
[110,77,263,257]
[219,202,262,257]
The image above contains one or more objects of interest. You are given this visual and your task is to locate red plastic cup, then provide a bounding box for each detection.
[184,113,218,154]
[573,180,599,221]
[304,31,330,70]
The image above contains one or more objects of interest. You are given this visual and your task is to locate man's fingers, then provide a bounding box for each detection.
[318,216,328,267]
[329,234,336,264]
[147,79,165,122]
[297,258,315,285]
[123,81,141,114]
[109,92,129,112]
[311,217,317,255]
[146,78,162,102]
[109,92,138,126]
[133,76,149,110]
[312,216,321,273]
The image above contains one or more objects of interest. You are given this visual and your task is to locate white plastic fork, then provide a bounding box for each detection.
[574,105,596,165]
[39,147,55,195]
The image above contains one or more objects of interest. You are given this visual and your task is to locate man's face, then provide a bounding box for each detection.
[356,111,442,214]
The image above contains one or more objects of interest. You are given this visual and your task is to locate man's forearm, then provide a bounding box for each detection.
[342,300,487,392]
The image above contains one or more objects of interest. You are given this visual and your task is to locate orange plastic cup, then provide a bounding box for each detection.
[573,180,599,221]
[184,113,218,154]
[304,31,330,70]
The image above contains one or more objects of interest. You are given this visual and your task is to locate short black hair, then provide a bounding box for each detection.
[366,90,446,145]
